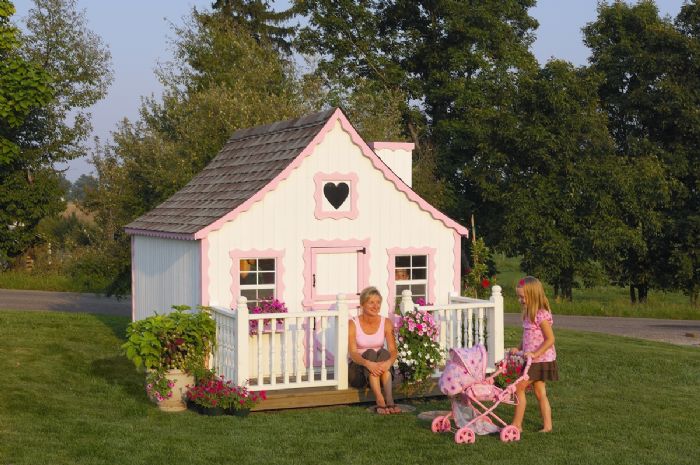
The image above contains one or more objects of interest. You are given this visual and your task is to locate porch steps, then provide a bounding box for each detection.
[251,378,443,411]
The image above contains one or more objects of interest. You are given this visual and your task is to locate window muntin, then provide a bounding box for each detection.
[394,254,428,307]
[239,258,276,309]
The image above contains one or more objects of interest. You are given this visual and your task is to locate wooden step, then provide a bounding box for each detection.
[252,378,443,411]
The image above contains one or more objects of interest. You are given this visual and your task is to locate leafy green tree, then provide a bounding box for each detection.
[583,0,699,304]
[86,6,310,295]
[0,0,54,260]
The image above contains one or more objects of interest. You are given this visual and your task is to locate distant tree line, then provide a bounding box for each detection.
[1,0,698,305]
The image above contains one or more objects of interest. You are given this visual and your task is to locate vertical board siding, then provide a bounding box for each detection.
[206,122,457,314]
[133,236,201,319]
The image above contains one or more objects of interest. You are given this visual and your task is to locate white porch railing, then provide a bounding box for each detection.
[401,285,504,372]
[211,286,504,392]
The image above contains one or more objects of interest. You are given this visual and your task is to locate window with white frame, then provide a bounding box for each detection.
[239,258,276,309]
[394,255,428,307]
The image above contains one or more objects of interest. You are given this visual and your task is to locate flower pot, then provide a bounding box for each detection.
[157,369,194,412]
[226,408,251,417]
[198,405,225,416]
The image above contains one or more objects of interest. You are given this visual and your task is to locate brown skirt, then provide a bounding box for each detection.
[527,360,559,382]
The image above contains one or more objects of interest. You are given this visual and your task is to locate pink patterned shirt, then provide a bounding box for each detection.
[522,309,556,363]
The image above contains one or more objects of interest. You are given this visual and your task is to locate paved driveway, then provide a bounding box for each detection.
[1,288,698,347]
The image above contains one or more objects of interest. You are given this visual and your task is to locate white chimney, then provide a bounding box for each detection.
[369,142,415,187]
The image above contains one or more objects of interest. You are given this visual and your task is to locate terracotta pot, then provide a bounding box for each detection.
[157,369,195,412]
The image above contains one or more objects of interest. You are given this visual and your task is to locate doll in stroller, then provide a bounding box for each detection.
[432,344,531,444]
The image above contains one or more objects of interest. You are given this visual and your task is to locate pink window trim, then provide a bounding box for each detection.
[302,238,371,309]
[386,247,436,311]
[369,141,415,151]
[200,237,210,306]
[313,172,359,219]
[193,109,467,239]
[228,249,286,309]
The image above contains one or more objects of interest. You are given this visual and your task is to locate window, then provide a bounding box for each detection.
[239,258,276,309]
[394,254,428,307]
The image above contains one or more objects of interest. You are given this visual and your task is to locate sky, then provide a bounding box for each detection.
[12,0,689,181]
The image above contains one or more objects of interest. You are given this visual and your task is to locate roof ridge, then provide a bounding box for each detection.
[228,107,336,143]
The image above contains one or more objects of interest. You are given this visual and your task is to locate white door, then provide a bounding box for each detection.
[307,245,368,311]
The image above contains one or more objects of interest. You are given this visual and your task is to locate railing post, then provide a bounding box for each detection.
[336,294,349,390]
[487,285,504,370]
[400,289,414,314]
[448,290,458,304]
[235,296,249,386]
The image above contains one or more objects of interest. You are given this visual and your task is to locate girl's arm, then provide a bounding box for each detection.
[524,320,555,359]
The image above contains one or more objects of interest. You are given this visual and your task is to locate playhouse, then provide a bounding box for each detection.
[126,107,469,320]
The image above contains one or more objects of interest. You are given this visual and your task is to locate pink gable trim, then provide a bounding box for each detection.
[302,238,371,310]
[386,247,437,312]
[228,249,286,309]
[193,108,468,239]
[313,172,359,219]
[200,237,210,306]
[369,141,415,151]
[125,228,196,241]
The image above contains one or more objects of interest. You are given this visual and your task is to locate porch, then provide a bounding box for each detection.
[210,286,504,410]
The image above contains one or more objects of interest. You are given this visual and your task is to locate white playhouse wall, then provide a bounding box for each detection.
[204,120,458,316]
[132,235,201,320]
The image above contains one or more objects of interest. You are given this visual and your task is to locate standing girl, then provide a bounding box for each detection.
[510,276,558,433]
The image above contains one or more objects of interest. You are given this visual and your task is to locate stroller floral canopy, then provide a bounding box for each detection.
[439,345,488,396]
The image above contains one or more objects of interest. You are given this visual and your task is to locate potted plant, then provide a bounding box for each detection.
[186,375,266,417]
[395,299,443,392]
[249,298,288,336]
[123,305,216,412]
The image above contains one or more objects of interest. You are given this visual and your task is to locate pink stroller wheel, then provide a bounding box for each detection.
[454,426,476,444]
[500,425,520,442]
[431,416,450,433]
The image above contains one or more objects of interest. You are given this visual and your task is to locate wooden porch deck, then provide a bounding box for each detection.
[251,377,443,411]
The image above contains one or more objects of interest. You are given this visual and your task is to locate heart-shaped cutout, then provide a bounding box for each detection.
[323,182,349,209]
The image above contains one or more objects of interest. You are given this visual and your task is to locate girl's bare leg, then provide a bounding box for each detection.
[511,379,531,431]
[533,381,552,432]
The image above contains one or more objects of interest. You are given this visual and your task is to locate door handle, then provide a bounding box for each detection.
[312,274,316,287]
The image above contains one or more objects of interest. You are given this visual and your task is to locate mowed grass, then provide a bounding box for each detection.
[1,311,698,465]
[494,255,699,319]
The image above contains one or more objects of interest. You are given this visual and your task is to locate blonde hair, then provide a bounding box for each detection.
[359,286,382,306]
[517,276,551,323]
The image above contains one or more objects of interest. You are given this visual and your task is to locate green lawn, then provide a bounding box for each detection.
[495,255,699,319]
[1,311,698,465]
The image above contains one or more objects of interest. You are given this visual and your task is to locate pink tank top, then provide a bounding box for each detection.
[352,317,386,354]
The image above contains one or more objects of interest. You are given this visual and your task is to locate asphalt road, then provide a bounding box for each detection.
[1,288,698,347]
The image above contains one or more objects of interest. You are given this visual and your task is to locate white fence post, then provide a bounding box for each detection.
[336,294,349,390]
[487,285,504,369]
[400,289,414,314]
[235,296,249,386]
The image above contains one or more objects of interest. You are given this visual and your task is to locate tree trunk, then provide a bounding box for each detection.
[630,285,637,304]
[638,285,648,304]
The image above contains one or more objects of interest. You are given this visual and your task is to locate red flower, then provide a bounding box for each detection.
[481,278,490,288]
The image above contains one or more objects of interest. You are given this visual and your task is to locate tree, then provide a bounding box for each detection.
[583,0,699,304]
[1,0,112,264]
[295,0,540,220]
[0,0,54,261]
[86,5,310,295]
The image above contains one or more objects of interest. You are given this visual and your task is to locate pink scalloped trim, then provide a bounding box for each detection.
[313,172,359,219]
[228,248,286,309]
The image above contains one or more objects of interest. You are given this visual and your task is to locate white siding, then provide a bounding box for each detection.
[206,121,457,316]
[374,147,413,187]
[133,236,201,320]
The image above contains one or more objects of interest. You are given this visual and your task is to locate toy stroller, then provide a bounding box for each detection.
[432,344,531,444]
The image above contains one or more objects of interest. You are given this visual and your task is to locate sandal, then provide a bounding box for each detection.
[386,404,402,414]
[373,405,390,415]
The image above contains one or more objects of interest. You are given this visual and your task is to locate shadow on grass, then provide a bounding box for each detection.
[93,313,130,341]
[90,354,150,404]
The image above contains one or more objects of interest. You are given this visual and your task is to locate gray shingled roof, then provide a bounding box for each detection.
[126,108,337,235]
